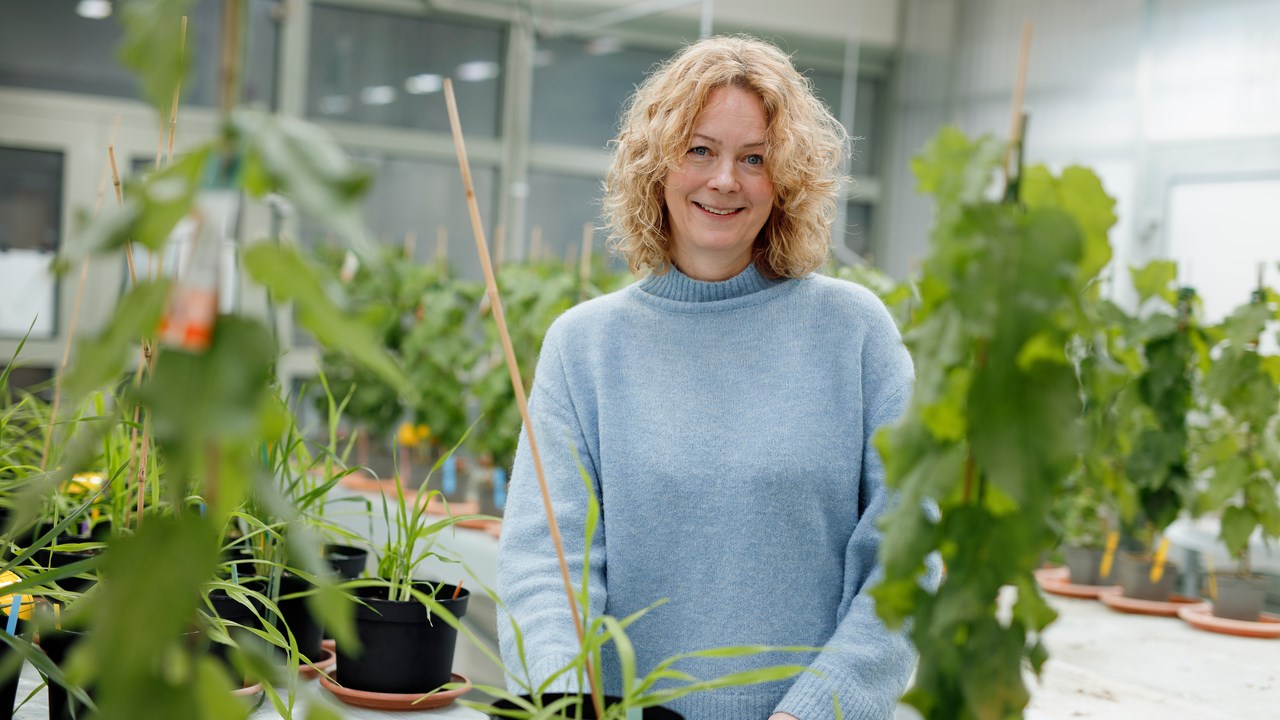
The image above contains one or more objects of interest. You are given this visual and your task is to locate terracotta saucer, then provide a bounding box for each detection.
[298,645,337,680]
[1098,586,1210,617]
[232,682,263,698]
[1178,604,1280,639]
[320,672,471,711]
[1034,566,1119,599]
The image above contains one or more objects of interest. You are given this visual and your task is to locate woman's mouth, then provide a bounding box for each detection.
[693,201,743,216]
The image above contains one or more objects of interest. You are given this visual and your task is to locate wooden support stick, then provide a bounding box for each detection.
[579,223,593,300]
[167,15,188,167]
[40,124,120,469]
[530,225,542,263]
[107,145,140,288]
[451,579,465,600]
[1003,21,1033,184]
[494,225,506,267]
[403,230,417,261]
[443,78,605,718]
[436,225,449,267]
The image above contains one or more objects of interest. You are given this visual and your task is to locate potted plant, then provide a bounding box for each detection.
[1114,266,1207,602]
[330,449,483,698]
[871,126,1116,719]
[1191,284,1280,621]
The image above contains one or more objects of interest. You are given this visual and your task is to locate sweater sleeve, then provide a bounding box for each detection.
[496,330,607,696]
[775,313,942,720]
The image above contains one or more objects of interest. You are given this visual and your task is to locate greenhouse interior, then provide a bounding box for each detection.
[0,0,1278,719]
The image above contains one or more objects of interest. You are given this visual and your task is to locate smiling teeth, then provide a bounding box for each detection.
[695,202,737,215]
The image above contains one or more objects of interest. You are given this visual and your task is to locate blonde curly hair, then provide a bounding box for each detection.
[603,35,848,278]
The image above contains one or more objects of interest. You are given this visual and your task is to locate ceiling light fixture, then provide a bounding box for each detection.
[404,74,443,95]
[359,85,396,105]
[76,0,112,19]
[456,61,500,82]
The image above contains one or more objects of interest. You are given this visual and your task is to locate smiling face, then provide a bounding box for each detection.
[663,86,775,281]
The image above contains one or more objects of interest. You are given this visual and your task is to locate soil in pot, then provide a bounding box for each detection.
[488,695,684,719]
[1117,552,1178,601]
[1212,572,1268,621]
[1063,545,1110,586]
[336,582,468,694]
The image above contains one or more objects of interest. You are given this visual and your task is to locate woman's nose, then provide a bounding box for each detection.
[706,159,739,193]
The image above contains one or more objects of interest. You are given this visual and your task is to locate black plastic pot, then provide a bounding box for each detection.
[488,695,684,719]
[0,613,29,720]
[38,628,93,720]
[324,544,368,580]
[336,582,468,694]
[1063,545,1109,586]
[1117,552,1177,601]
[208,582,267,665]
[275,573,324,663]
[1213,572,1267,621]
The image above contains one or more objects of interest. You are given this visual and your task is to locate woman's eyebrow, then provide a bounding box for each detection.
[692,133,766,148]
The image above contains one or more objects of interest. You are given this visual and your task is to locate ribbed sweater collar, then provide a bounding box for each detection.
[637,262,782,304]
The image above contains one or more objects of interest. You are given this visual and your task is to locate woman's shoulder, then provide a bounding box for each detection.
[796,272,896,326]
[541,282,643,347]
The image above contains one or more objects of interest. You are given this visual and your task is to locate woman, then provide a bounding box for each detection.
[498,35,926,720]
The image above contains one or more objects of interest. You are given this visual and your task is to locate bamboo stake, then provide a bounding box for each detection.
[579,222,593,300]
[564,242,576,270]
[436,225,449,267]
[167,16,188,167]
[494,225,506,267]
[443,79,604,717]
[107,146,140,288]
[40,120,120,469]
[403,230,417,261]
[530,225,542,263]
[1002,21,1033,184]
[451,579,465,600]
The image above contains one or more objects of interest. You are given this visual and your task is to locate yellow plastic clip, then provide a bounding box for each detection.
[1099,531,1119,580]
[1149,537,1171,583]
[1205,553,1218,601]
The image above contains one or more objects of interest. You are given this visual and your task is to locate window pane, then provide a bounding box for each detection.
[295,153,498,344]
[1,365,54,402]
[809,72,880,176]
[0,0,279,108]
[531,38,667,149]
[0,147,62,338]
[525,170,615,266]
[307,5,503,136]
[844,201,873,258]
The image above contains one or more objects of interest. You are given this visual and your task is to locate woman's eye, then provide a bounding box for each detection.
[745,154,764,166]
[688,146,710,157]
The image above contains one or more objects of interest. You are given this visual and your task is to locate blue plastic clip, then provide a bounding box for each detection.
[4,595,21,635]
[493,468,507,509]
[443,456,457,495]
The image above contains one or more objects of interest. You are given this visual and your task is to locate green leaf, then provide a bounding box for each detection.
[118,0,195,117]
[74,146,210,257]
[1022,165,1116,283]
[1130,260,1178,306]
[243,244,413,401]
[1016,331,1067,371]
[1220,505,1258,558]
[62,280,171,400]
[233,111,374,257]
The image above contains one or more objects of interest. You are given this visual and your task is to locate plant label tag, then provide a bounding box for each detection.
[1100,531,1119,580]
[493,468,507,508]
[443,456,457,495]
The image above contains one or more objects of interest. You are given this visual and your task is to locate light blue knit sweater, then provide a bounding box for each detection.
[497,263,920,720]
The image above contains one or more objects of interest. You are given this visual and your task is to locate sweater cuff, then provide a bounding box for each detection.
[508,655,584,696]
[775,672,889,720]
